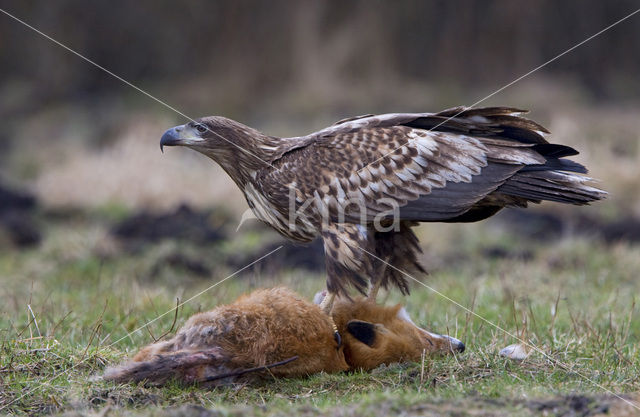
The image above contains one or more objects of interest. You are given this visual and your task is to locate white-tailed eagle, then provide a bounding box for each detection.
[160,107,606,310]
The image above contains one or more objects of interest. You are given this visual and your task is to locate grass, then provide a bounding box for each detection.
[1,210,639,417]
[2,92,639,415]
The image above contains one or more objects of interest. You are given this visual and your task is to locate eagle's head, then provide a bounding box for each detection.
[160,116,276,183]
[160,116,252,154]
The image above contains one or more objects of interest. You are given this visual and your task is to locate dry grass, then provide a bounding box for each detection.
[1,210,639,416]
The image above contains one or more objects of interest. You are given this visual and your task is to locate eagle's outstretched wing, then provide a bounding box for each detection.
[267,107,604,225]
[256,107,605,296]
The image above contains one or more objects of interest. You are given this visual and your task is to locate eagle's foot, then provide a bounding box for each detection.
[319,292,335,315]
[331,319,341,348]
[317,292,341,348]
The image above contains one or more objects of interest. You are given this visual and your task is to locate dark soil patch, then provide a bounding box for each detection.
[0,183,37,213]
[0,182,41,247]
[110,204,226,250]
[150,252,213,277]
[598,219,640,243]
[228,239,325,274]
[494,208,640,244]
[481,246,534,261]
[526,394,611,416]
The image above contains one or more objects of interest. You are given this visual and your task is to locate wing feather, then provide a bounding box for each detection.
[248,107,605,296]
[259,107,603,228]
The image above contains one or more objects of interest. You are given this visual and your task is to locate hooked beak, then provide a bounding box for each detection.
[160,125,191,152]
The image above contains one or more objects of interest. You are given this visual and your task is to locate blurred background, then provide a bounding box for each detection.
[0,0,639,282]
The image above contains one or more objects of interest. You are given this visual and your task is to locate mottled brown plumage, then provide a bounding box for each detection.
[160,107,606,298]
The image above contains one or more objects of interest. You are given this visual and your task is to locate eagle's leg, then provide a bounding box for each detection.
[367,258,389,302]
[320,223,371,304]
[318,292,341,347]
[368,281,380,301]
[319,292,335,314]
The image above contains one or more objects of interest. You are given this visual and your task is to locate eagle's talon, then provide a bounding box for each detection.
[333,330,342,348]
[319,292,335,315]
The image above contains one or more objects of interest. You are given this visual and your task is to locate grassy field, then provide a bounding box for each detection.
[1,94,639,416]
[1,205,639,416]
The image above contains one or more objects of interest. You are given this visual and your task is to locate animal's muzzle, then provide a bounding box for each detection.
[445,335,465,353]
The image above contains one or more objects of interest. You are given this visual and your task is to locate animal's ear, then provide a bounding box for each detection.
[346,320,377,347]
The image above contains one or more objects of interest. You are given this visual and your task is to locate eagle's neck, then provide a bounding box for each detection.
[206,129,284,188]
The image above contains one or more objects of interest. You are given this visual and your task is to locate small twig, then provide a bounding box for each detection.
[509,297,519,346]
[418,348,426,394]
[82,323,103,359]
[583,318,602,346]
[520,309,528,343]
[604,311,614,351]
[611,344,633,367]
[15,315,37,341]
[200,355,299,383]
[526,298,539,341]
[13,336,45,343]
[548,291,561,347]
[81,301,108,360]
[156,297,180,341]
[622,297,635,346]
[29,347,52,353]
[446,324,464,370]
[97,307,135,346]
[566,303,581,338]
[27,305,41,338]
[463,288,477,341]
[48,311,72,338]
[145,326,158,343]
[27,283,35,344]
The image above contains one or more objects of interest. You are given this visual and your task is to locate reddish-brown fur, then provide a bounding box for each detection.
[332,298,463,370]
[104,287,462,386]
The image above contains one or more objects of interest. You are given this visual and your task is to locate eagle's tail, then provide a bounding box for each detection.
[497,144,607,205]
